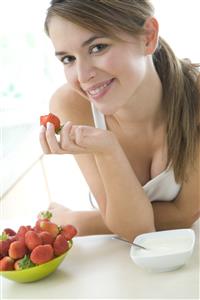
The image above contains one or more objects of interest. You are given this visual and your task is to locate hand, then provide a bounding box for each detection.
[40,121,118,155]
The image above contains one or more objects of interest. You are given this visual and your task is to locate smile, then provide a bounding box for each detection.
[86,78,115,100]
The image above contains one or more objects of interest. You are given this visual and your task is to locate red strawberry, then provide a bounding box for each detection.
[40,113,61,134]
[0,256,15,271]
[0,232,12,257]
[34,210,53,232]
[14,255,36,270]
[39,221,59,238]
[25,231,42,251]
[3,228,16,236]
[30,244,54,265]
[8,241,26,260]
[9,235,17,244]
[60,224,77,241]
[53,234,69,256]
[16,226,30,243]
[39,231,55,245]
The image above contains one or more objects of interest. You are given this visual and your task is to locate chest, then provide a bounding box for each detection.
[107,119,168,186]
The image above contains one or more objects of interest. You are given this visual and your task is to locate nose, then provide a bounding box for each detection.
[76,58,96,84]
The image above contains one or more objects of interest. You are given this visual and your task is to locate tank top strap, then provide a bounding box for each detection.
[91,103,107,129]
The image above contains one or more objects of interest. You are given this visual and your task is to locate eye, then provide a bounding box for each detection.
[89,44,108,54]
[60,55,75,65]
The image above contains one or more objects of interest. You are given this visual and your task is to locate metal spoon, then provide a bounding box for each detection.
[112,236,148,250]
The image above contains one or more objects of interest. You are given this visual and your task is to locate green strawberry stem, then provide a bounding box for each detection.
[18,255,36,269]
[0,232,9,241]
[68,240,73,249]
[58,225,62,233]
[55,124,64,134]
[39,210,52,220]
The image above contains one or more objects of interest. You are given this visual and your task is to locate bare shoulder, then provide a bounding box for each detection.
[49,83,94,126]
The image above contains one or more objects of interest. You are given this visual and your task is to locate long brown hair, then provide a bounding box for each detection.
[45,0,200,183]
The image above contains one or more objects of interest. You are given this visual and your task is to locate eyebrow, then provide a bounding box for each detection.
[55,35,106,56]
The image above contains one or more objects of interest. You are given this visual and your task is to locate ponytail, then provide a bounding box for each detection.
[153,37,200,182]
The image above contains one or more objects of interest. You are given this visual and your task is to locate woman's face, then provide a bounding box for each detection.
[48,16,148,115]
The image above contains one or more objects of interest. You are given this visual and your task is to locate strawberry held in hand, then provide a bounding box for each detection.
[40,113,61,134]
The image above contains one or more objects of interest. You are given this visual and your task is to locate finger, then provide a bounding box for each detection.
[74,126,85,146]
[46,122,62,154]
[74,125,97,147]
[61,122,85,153]
[60,121,73,150]
[39,125,51,154]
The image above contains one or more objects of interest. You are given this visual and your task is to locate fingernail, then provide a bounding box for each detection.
[47,122,52,129]
[40,125,45,132]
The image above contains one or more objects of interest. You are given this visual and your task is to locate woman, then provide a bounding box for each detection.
[40,0,200,241]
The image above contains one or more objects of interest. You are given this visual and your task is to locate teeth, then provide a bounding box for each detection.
[88,80,112,96]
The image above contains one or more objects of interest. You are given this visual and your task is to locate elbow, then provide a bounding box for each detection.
[184,210,200,228]
[105,219,155,242]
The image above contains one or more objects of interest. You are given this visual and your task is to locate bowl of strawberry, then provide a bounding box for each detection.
[0,211,77,283]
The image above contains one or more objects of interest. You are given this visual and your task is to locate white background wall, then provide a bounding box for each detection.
[152,0,200,61]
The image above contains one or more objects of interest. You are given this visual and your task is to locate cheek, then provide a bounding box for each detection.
[102,52,123,75]
[64,67,80,91]
[132,58,146,76]
[99,50,146,83]
[64,68,74,84]
[123,55,147,86]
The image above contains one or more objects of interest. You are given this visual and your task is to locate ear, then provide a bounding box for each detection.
[143,17,159,55]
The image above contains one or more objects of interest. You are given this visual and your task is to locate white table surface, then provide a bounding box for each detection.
[1,219,199,299]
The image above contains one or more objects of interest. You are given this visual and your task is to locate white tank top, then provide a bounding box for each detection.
[91,103,181,202]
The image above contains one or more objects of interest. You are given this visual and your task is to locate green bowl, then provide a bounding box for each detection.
[0,240,73,283]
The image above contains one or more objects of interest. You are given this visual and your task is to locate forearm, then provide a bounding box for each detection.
[152,201,196,230]
[94,145,155,240]
[66,210,113,236]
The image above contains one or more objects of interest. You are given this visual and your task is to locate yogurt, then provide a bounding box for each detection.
[133,236,193,257]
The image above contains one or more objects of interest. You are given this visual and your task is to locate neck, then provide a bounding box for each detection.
[113,59,164,131]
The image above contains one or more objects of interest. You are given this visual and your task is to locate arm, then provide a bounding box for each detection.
[48,203,113,236]
[73,144,199,237]
[152,153,200,230]
[94,145,155,240]
[70,210,113,236]
[153,73,200,230]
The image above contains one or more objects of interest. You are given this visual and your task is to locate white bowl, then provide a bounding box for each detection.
[130,229,195,272]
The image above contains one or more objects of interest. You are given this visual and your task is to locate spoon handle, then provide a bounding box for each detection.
[112,236,147,250]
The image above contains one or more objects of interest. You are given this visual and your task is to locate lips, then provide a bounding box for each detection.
[85,78,115,100]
